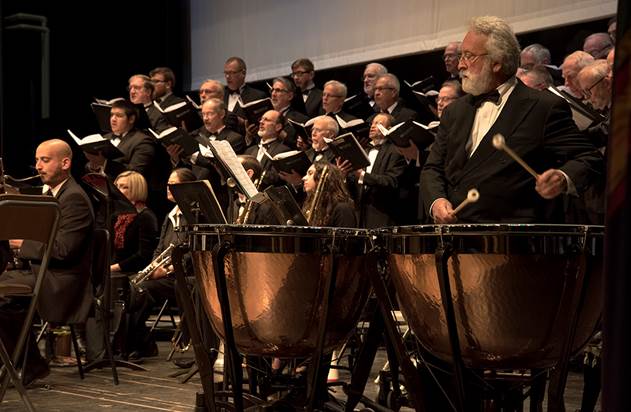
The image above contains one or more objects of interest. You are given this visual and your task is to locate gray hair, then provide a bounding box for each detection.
[582,59,610,79]
[469,16,521,77]
[324,80,348,99]
[365,62,388,75]
[376,73,401,93]
[521,44,551,65]
[563,50,595,71]
[272,77,295,94]
[313,115,339,136]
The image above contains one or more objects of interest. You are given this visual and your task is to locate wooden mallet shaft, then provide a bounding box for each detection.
[452,188,480,215]
[492,134,539,179]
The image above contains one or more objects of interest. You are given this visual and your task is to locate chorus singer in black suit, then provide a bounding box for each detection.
[339,113,406,228]
[223,57,267,134]
[85,99,170,220]
[245,110,292,188]
[0,139,94,384]
[420,16,603,224]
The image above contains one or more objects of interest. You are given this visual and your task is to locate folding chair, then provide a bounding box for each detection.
[0,194,61,412]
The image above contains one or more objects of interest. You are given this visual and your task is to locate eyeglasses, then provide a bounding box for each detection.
[437,96,457,104]
[151,79,167,84]
[271,88,289,94]
[127,85,144,91]
[292,71,310,77]
[582,75,606,98]
[459,52,489,64]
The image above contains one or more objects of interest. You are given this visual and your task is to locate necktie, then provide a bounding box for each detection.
[229,89,240,96]
[470,89,501,108]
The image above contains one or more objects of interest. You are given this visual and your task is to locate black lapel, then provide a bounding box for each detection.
[463,82,536,173]
[445,99,476,182]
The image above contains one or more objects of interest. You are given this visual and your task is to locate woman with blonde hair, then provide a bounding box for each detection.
[110,170,159,274]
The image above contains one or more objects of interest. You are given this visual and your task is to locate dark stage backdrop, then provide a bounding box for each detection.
[0,0,190,177]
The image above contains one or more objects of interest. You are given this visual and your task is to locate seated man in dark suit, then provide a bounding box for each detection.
[0,139,94,384]
[421,16,603,224]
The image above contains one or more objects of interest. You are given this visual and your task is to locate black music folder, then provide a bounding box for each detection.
[263,185,308,226]
[547,86,606,131]
[400,77,439,124]
[152,100,203,131]
[327,132,370,170]
[149,127,199,157]
[67,129,124,159]
[335,115,370,142]
[286,117,316,143]
[90,99,151,132]
[269,150,311,175]
[169,180,228,225]
[343,94,375,120]
[378,120,438,150]
[237,97,273,125]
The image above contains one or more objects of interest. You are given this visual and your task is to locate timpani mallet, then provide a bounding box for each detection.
[492,134,539,179]
[452,188,480,215]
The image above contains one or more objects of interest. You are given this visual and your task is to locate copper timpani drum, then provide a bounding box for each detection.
[384,224,603,369]
[189,224,372,357]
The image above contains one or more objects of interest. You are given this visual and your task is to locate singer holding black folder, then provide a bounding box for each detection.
[420,16,603,224]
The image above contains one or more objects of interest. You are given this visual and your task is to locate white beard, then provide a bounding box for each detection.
[461,63,495,96]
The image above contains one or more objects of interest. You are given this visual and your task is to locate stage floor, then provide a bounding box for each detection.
[2,341,599,411]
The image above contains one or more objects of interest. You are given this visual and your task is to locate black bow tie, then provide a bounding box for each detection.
[229,89,240,96]
[470,89,501,108]
[302,88,313,96]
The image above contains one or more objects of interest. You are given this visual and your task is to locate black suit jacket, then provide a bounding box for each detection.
[245,139,292,188]
[368,102,419,125]
[420,80,604,223]
[223,84,267,115]
[349,141,407,228]
[19,177,95,323]
[304,88,323,119]
[146,104,171,133]
[282,108,309,149]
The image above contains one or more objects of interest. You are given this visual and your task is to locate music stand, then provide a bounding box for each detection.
[263,185,308,226]
[0,194,61,411]
[170,180,228,225]
[81,173,136,233]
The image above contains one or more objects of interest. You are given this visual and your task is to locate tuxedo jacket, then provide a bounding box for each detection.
[282,108,309,149]
[146,104,171,132]
[19,177,95,323]
[304,88,323,119]
[368,102,419,125]
[305,147,336,164]
[223,84,267,114]
[191,127,246,211]
[245,139,292,188]
[105,129,159,186]
[420,80,604,223]
[349,141,407,228]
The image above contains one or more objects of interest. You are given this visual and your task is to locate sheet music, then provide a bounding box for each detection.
[208,140,259,199]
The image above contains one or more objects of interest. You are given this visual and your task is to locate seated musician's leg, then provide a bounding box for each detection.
[127,277,176,359]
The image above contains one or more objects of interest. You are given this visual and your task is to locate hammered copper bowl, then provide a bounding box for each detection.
[190,224,372,358]
[385,224,603,369]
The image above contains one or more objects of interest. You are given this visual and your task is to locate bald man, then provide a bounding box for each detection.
[0,139,94,385]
